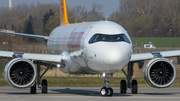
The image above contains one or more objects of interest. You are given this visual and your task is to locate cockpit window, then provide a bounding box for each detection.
[89,34,100,43]
[89,34,131,44]
[112,35,124,42]
[100,35,112,42]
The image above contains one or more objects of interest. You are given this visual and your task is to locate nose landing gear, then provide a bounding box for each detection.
[100,74,113,96]
[100,62,138,97]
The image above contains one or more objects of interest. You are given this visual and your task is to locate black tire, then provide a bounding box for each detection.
[120,80,127,94]
[107,87,113,96]
[30,82,36,94]
[132,80,138,94]
[100,87,108,96]
[42,79,48,94]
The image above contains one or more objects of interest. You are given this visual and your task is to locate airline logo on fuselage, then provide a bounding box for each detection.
[67,30,84,51]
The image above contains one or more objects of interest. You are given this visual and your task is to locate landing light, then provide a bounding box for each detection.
[57,64,61,68]
[102,73,106,77]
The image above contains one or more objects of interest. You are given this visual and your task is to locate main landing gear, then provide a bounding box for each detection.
[30,61,51,94]
[121,62,138,94]
[120,79,138,94]
[100,62,138,96]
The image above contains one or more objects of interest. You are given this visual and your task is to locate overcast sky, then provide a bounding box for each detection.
[0,0,120,17]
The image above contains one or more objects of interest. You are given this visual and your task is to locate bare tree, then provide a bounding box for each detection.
[164,0,180,37]
[89,3,105,21]
[71,5,86,20]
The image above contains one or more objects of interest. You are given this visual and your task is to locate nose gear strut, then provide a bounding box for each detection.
[100,73,113,96]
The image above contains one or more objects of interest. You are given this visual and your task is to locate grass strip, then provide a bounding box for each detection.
[1,78,180,87]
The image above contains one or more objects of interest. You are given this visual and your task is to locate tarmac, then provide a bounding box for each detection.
[0,87,180,101]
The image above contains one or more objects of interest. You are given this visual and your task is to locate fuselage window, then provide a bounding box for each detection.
[89,34,131,44]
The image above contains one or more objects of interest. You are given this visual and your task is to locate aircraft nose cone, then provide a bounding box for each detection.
[101,46,124,68]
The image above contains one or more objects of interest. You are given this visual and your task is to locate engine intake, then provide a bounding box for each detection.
[143,58,176,88]
[4,58,37,88]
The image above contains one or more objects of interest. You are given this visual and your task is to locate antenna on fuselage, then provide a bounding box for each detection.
[105,16,108,21]
[9,0,12,10]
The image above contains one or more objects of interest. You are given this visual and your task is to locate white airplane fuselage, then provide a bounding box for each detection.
[47,21,132,74]
[1,0,178,96]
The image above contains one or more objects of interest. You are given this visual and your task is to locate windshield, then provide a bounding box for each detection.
[89,34,131,44]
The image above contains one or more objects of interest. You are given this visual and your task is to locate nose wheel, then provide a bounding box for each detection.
[100,87,113,96]
[107,87,113,96]
[100,87,108,96]
[100,74,113,96]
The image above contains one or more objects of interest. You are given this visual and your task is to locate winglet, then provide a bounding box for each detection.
[60,0,69,25]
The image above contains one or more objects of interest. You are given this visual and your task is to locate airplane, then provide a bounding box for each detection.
[0,0,179,96]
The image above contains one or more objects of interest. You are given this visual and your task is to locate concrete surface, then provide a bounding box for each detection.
[0,87,180,101]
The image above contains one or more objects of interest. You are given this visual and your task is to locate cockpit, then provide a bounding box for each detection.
[89,34,131,44]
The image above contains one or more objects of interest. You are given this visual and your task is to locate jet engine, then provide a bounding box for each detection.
[4,58,37,88]
[143,58,176,88]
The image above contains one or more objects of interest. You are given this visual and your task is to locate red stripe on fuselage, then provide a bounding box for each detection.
[66,27,85,52]
[67,27,77,52]
[63,33,69,49]
[76,32,84,48]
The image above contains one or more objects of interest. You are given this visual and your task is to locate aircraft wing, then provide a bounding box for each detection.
[130,50,180,62]
[0,31,49,40]
[0,51,62,63]
[0,49,84,63]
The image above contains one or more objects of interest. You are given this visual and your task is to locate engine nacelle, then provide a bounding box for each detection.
[4,58,37,88]
[143,58,176,88]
